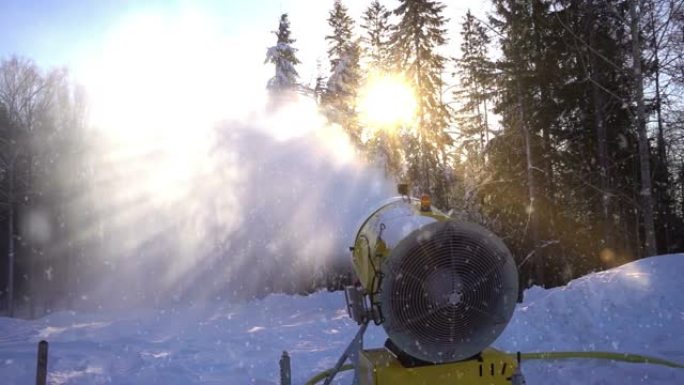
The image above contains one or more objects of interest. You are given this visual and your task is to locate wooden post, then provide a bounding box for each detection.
[36,340,48,385]
[280,351,291,385]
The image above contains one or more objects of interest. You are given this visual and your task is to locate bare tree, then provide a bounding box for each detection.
[629,0,658,256]
[0,56,64,316]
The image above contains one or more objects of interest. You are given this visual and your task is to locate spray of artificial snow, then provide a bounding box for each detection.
[72,93,394,309]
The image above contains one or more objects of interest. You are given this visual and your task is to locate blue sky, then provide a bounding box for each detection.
[0,0,338,81]
[0,0,489,128]
[0,0,488,83]
[1,0,294,76]
[1,0,134,69]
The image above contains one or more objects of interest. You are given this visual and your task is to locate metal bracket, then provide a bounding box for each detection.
[344,285,368,325]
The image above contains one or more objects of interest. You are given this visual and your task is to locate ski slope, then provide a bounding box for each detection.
[1,254,683,384]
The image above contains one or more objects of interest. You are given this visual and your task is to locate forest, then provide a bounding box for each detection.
[266,0,684,287]
[2,0,683,318]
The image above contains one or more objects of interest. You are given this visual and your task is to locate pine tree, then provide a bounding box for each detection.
[323,1,362,144]
[643,0,684,253]
[265,14,300,93]
[326,0,355,71]
[390,0,452,204]
[450,10,496,226]
[327,41,361,98]
[453,10,494,166]
[361,1,393,72]
[483,0,658,286]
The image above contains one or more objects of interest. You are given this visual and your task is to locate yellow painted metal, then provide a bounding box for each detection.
[352,198,450,292]
[358,348,518,385]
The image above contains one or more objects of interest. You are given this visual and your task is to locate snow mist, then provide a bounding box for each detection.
[73,95,394,309]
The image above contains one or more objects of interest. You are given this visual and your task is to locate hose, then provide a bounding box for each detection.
[520,351,684,369]
[303,351,684,385]
[304,364,353,385]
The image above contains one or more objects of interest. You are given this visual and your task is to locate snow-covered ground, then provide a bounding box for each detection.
[1,254,683,385]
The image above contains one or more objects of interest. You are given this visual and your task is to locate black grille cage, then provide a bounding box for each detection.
[380,220,518,363]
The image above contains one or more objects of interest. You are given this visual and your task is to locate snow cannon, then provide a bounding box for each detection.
[318,187,524,385]
[350,195,519,362]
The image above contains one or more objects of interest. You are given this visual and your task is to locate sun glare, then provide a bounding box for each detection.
[358,73,417,129]
[89,13,215,133]
[81,11,252,205]
[84,10,268,140]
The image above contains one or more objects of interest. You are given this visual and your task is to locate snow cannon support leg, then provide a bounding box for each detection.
[510,352,526,385]
[322,322,368,385]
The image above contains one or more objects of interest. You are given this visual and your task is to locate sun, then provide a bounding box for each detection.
[358,73,417,129]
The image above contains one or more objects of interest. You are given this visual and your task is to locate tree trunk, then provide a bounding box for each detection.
[681,162,684,220]
[630,0,658,256]
[588,0,613,249]
[483,95,490,144]
[510,0,542,284]
[650,6,671,252]
[519,85,542,284]
[7,158,15,317]
[414,22,430,195]
[534,0,554,203]
[681,162,684,223]
[632,159,643,259]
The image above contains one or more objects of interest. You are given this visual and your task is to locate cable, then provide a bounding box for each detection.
[304,364,353,385]
[521,351,684,369]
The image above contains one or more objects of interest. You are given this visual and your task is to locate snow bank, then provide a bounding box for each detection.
[0,255,682,384]
[496,253,684,384]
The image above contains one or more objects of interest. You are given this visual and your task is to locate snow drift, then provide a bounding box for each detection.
[0,254,682,384]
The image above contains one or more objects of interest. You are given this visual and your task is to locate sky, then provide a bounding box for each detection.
[0,0,490,128]
[0,0,489,82]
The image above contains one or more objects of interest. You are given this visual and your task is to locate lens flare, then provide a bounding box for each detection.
[358,73,417,130]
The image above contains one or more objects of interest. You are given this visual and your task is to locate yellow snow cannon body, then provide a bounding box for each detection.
[334,191,522,385]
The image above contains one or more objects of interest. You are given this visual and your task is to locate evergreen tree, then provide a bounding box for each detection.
[265,14,300,92]
[453,10,494,167]
[326,0,355,71]
[482,0,656,286]
[390,0,452,205]
[361,1,393,71]
[559,0,644,262]
[645,0,684,253]
[327,40,361,101]
[323,1,362,144]
[450,10,497,229]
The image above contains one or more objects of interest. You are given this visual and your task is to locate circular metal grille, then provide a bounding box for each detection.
[380,220,518,363]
